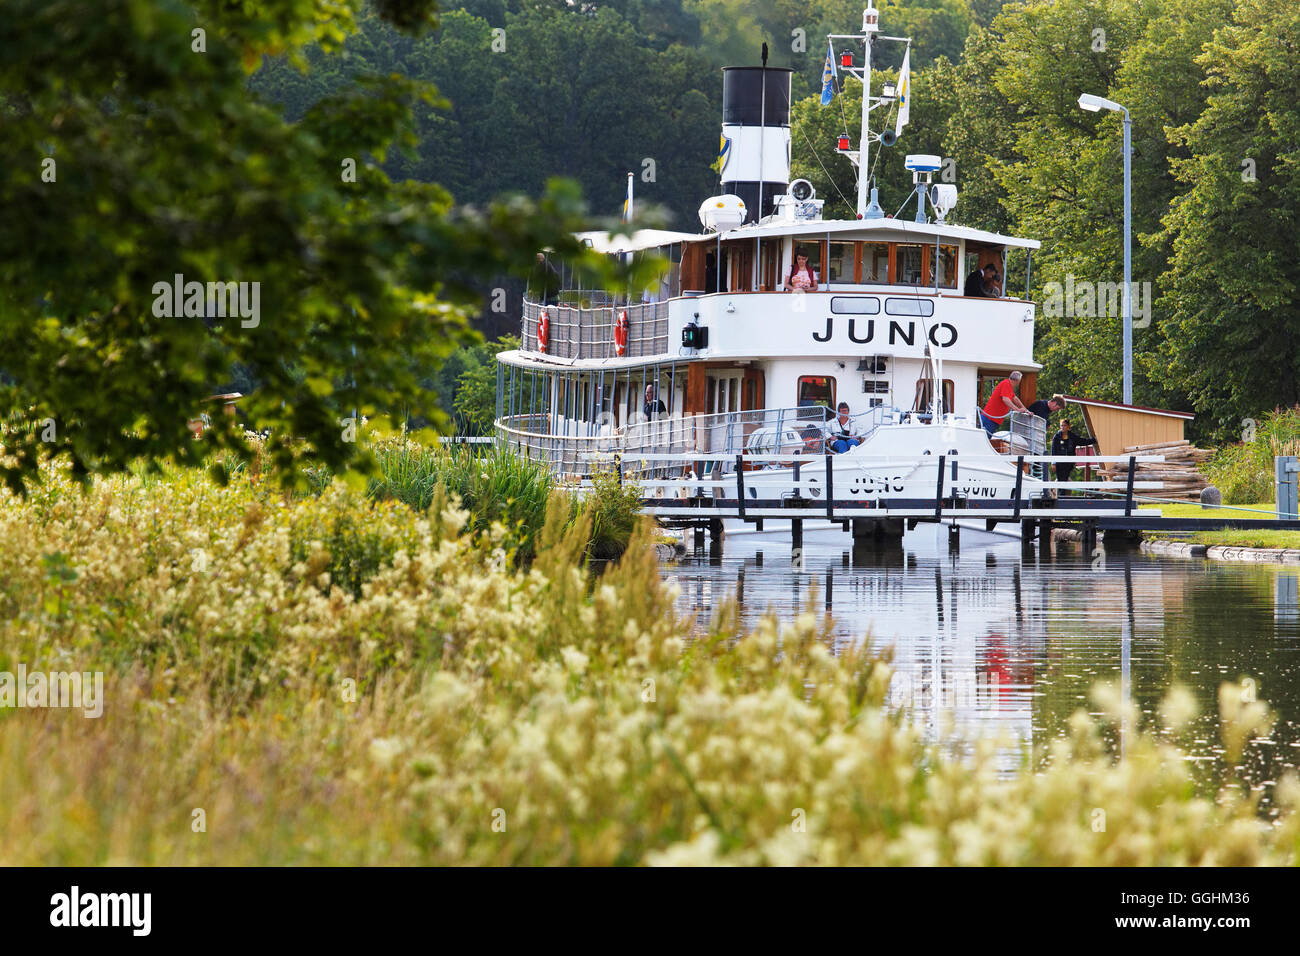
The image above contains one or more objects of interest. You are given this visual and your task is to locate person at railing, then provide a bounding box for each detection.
[1025,394,1064,422]
[529,252,561,305]
[783,248,819,292]
[963,263,1000,298]
[983,267,1003,297]
[978,370,1027,436]
[822,402,863,453]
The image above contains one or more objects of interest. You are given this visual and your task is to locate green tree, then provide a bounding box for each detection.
[0,0,635,491]
[454,334,521,434]
[1160,0,1300,435]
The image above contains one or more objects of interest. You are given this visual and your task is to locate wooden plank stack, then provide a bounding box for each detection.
[1096,440,1214,500]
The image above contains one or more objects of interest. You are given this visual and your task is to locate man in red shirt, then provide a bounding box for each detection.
[979,371,1027,436]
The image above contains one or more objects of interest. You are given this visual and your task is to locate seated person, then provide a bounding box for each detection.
[823,402,862,453]
[799,425,825,454]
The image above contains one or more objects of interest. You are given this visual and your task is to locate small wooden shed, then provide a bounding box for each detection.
[1060,395,1193,457]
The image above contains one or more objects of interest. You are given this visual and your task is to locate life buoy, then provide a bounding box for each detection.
[614,309,629,356]
[537,308,550,353]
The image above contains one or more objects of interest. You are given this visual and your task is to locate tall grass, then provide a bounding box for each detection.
[1204,407,1300,503]
[0,465,1296,864]
[361,437,641,561]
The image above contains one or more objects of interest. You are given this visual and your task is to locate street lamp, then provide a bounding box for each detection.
[1078,92,1133,406]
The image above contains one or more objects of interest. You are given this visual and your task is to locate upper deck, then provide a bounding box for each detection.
[518,218,1040,369]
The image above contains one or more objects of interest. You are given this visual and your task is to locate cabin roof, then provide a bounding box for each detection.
[576,229,702,254]
[686,217,1041,250]
[1061,395,1194,420]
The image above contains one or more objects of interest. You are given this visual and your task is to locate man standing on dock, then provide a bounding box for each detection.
[979,371,1027,436]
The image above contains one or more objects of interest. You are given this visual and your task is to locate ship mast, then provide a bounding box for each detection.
[831,3,910,218]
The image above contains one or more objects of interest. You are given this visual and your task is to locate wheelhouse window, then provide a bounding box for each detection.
[862,242,889,283]
[826,242,855,285]
[759,239,781,291]
[928,244,959,289]
[895,244,925,285]
[797,375,836,413]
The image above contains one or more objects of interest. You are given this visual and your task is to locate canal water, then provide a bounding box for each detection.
[666,526,1300,802]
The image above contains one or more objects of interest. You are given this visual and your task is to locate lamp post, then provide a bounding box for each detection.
[1078,93,1132,406]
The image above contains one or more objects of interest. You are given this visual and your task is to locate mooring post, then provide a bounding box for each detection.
[708,517,723,546]
[735,454,745,521]
[693,525,705,549]
[1012,456,1025,519]
[1040,518,1053,555]
[1124,455,1136,517]
[825,453,835,521]
[934,454,946,522]
[948,523,960,551]
[791,518,803,553]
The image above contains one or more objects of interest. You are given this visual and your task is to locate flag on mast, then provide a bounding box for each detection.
[820,41,837,106]
[894,47,911,136]
[622,172,633,223]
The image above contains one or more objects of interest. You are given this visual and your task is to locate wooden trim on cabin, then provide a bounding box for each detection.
[685,363,707,416]
[1020,371,1037,405]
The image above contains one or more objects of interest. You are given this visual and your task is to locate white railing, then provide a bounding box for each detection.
[521,298,670,360]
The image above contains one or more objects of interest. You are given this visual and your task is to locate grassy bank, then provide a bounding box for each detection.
[1141,502,1300,549]
[0,465,1297,864]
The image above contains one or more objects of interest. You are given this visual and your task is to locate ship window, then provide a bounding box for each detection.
[895,244,925,285]
[915,379,955,415]
[830,296,880,314]
[885,297,935,317]
[797,375,835,413]
[759,239,781,291]
[927,244,959,289]
[861,242,889,282]
[827,242,854,285]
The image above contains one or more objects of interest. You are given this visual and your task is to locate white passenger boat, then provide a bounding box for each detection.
[496,2,1049,543]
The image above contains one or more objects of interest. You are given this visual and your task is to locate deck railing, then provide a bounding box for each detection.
[497,405,898,479]
[521,297,669,360]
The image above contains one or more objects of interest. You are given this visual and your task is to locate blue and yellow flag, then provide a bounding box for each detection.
[820,41,837,106]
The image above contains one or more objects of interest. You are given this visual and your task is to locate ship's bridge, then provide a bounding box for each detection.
[520,218,1040,370]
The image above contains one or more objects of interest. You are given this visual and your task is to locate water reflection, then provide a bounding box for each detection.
[669,526,1300,792]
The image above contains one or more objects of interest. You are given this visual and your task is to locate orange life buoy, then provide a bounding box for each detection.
[614,309,629,356]
[537,308,549,353]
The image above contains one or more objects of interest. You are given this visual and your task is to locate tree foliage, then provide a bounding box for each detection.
[0,0,641,491]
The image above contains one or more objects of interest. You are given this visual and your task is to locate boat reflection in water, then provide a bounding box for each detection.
[668,527,1300,792]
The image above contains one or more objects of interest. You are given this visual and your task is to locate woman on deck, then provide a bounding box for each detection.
[783,249,819,292]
